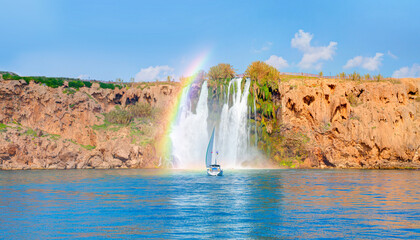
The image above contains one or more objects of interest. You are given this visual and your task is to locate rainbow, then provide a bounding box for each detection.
[156,50,211,163]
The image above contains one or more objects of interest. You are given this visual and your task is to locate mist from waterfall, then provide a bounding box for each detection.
[170,82,209,169]
[170,78,257,169]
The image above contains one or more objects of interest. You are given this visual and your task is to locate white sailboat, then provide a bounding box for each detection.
[206,127,223,176]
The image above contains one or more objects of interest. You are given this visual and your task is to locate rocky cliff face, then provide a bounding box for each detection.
[277,78,420,169]
[1,77,419,170]
[0,79,179,169]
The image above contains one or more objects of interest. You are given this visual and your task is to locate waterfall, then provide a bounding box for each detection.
[253,97,258,147]
[170,82,209,169]
[170,78,253,169]
[217,78,251,168]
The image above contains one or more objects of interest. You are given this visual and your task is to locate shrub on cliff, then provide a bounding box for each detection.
[99,82,116,90]
[83,81,92,87]
[2,73,65,88]
[245,61,280,86]
[128,102,152,118]
[1,73,21,81]
[63,88,76,95]
[68,80,85,89]
[67,80,92,89]
[31,77,64,88]
[208,63,236,81]
[350,71,361,81]
[105,109,133,125]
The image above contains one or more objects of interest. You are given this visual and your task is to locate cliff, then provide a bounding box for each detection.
[272,78,420,169]
[0,79,180,169]
[0,76,419,170]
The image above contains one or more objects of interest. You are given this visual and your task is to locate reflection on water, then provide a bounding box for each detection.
[0,169,419,239]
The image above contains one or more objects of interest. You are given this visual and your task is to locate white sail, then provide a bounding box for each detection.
[205,127,215,167]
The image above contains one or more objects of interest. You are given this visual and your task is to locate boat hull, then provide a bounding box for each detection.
[207,165,223,176]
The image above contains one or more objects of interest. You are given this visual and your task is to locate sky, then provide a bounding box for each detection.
[0,0,419,81]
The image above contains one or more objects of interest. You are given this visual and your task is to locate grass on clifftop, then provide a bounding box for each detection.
[1,72,124,90]
[68,80,92,89]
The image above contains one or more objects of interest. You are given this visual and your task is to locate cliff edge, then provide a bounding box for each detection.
[276,78,420,169]
[1,76,419,169]
[0,79,180,169]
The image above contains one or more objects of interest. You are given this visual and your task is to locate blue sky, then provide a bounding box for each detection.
[0,0,419,81]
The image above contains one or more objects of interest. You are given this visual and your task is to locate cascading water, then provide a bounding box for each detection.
[170,78,255,169]
[216,78,251,168]
[170,82,209,169]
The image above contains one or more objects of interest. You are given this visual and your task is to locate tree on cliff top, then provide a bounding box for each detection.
[208,63,236,81]
[245,61,280,81]
[245,61,280,87]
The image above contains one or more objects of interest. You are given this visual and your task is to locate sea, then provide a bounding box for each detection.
[0,169,419,239]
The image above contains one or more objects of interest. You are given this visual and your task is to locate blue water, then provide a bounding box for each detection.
[0,169,419,239]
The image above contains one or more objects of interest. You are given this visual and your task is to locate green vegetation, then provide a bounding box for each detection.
[338,72,347,79]
[243,61,307,166]
[208,63,236,81]
[322,122,331,132]
[245,61,280,86]
[104,102,153,125]
[350,71,361,81]
[245,61,280,123]
[1,72,23,81]
[1,72,95,89]
[270,131,310,168]
[68,80,85,89]
[48,134,61,140]
[83,81,92,87]
[63,88,76,95]
[81,144,96,150]
[92,120,112,131]
[91,106,157,149]
[136,81,178,90]
[374,74,383,81]
[346,92,361,107]
[0,123,10,132]
[2,73,65,88]
[24,128,38,137]
[99,82,116,90]
[105,108,133,124]
[127,102,152,118]
[84,92,98,103]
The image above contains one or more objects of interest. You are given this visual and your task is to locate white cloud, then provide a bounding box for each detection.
[343,53,383,71]
[135,65,174,82]
[387,50,398,59]
[291,29,337,70]
[392,64,420,78]
[77,74,89,79]
[254,42,273,53]
[265,55,289,70]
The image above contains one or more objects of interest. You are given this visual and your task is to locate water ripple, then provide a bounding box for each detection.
[0,169,419,239]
